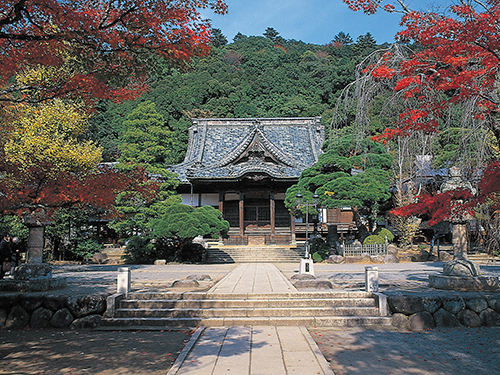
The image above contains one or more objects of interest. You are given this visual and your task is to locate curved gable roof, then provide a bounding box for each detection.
[170,117,324,182]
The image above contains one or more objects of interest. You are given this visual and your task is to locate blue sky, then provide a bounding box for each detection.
[206,0,452,45]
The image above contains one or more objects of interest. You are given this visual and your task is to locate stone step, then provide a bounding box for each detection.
[114,306,380,318]
[120,297,376,309]
[99,316,393,328]
[125,291,373,299]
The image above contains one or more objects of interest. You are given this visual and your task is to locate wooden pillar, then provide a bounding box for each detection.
[218,192,225,213]
[270,192,275,235]
[239,192,244,235]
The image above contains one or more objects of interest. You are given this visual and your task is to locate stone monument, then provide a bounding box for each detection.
[429,167,499,291]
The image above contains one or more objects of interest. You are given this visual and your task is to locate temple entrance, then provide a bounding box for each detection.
[244,198,270,229]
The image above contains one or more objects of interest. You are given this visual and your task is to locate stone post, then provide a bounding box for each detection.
[365,266,379,292]
[452,223,468,260]
[26,226,45,263]
[117,267,131,295]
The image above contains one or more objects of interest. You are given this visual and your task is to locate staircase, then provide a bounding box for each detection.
[100,291,392,328]
[206,245,304,263]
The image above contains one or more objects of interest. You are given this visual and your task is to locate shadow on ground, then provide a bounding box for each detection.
[0,328,193,374]
[310,326,500,375]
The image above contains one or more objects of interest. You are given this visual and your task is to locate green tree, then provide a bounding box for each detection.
[212,28,228,48]
[285,132,393,237]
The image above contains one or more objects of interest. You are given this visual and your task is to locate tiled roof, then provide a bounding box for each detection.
[170,117,324,182]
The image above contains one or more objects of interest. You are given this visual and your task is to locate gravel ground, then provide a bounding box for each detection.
[0,327,193,375]
[310,326,500,375]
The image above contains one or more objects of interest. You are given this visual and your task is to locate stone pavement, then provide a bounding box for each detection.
[167,263,334,375]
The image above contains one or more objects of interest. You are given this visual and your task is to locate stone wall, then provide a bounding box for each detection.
[0,293,109,330]
[388,292,500,330]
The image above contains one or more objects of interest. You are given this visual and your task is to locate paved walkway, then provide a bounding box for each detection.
[167,263,334,375]
[208,263,296,294]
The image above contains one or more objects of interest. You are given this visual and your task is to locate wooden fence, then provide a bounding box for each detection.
[339,243,388,257]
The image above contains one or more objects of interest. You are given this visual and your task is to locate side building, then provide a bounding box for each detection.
[169,117,355,246]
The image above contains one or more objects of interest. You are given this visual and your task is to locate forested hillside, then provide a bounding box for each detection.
[88,29,386,163]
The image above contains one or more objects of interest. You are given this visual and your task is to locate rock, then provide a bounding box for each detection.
[392,313,410,330]
[409,311,435,331]
[479,308,500,326]
[388,295,424,315]
[50,308,74,328]
[0,309,7,326]
[433,308,460,327]
[387,244,398,256]
[422,296,442,314]
[154,259,166,265]
[66,295,107,318]
[19,295,43,312]
[412,250,430,262]
[466,298,488,314]
[443,259,480,277]
[429,274,500,291]
[13,263,52,280]
[291,274,316,280]
[488,298,500,313]
[5,305,30,329]
[327,255,344,264]
[384,254,399,264]
[439,252,453,261]
[293,280,333,289]
[30,307,53,328]
[70,314,102,329]
[0,294,19,311]
[458,309,482,327]
[43,294,67,311]
[172,279,199,288]
[372,255,385,263]
[442,297,466,315]
[90,253,108,264]
[186,274,212,281]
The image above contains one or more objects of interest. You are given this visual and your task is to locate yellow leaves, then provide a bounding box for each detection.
[4,100,102,175]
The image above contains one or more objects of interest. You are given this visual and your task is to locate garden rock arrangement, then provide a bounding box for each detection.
[0,293,109,330]
[388,292,500,330]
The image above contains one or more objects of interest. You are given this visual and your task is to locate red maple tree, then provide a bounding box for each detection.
[0,0,227,103]
[344,0,500,226]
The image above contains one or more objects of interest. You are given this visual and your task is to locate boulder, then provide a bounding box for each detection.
[90,253,108,264]
[186,274,212,281]
[50,308,74,328]
[19,295,43,312]
[154,259,166,265]
[5,305,30,329]
[291,274,316,280]
[387,244,398,256]
[439,252,453,261]
[30,307,54,328]
[388,295,424,315]
[442,297,466,315]
[43,294,67,311]
[293,280,333,289]
[327,255,345,264]
[66,294,107,318]
[433,308,460,327]
[70,314,102,329]
[488,298,500,313]
[0,309,7,326]
[172,279,199,288]
[479,308,500,326]
[443,259,480,277]
[458,309,482,327]
[0,294,19,311]
[409,311,435,331]
[466,298,488,314]
[422,296,442,314]
[392,313,410,330]
[384,254,399,264]
[13,263,52,280]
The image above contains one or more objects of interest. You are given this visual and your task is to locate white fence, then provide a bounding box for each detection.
[339,243,388,257]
